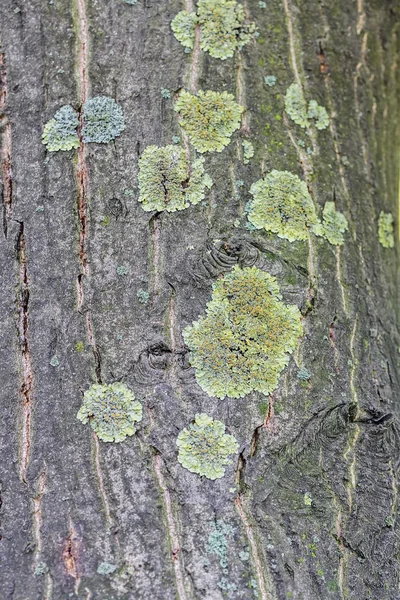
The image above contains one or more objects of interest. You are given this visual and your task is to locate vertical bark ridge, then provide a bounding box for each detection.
[16,224,34,484]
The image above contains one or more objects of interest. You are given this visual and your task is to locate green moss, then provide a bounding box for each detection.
[242,140,254,164]
[75,341,85,353]
[138,145,212,212]
[247,170,319,242]
[77,383,142,442]
[42,105,80,152]
[315,202,348,245]
[174,89,243,153]
[82,96,125,143]
[206,520,234,568]
[171,10,197,50]
[378,211,395,248]
[183,266,303,399]
[284,84,329,131]
[97,562,117,575]
[171,0,256,60]
[176,413,238,479]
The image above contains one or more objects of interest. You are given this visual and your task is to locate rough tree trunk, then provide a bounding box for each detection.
[0,0,399,598]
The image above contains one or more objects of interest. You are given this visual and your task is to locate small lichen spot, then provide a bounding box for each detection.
[314,202,348,246]
[97,562,117,575]
[378,211,395,248]
[242,140,254,164]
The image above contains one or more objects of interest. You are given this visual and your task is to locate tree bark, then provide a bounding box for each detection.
[0,0,399,599]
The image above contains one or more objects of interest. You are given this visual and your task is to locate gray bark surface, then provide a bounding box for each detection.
[0,0,399,598]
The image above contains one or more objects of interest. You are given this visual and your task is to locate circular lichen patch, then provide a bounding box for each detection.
[82,96,125,144]
[247,170,319,242]
[77,382,142,442]
[174,89,243,153]
[183,265,303,399]
[176,413,238,479]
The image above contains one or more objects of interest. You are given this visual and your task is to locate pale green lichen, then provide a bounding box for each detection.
[297,368,311,381]
[50,356,60,367]
[77,383,142,443]
[247,170,319,242]
[264,75,276,87]
[174,89,243,153]
[176,413,238,479]
[206,520,234,568]
[183,266,303,399]
[242,140,254,164]
[116,265,129,276]
[137,145,212,212]
[197,0,256,59]
[171,0,256,60]
[307,99,330,131]
[284,84,309,129]
[34,562,49,576]
[378,211,395,248]
[82,96,125,143]
[42,105,80,152]
[314,202,348,246]
[137,289,150,304]
[161,88,172,99]
[304,492,312,506]
[97,562,117,575]
[171,10,197,50]
[284,84,329,131]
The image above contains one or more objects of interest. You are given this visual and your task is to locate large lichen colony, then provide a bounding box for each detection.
[67,0,376,499]
[183,266,303,399]
[171,0,256,60]
[137,145,212,212]
[176,413,238,479]
[77,383,142,442]
[174,89,243,153]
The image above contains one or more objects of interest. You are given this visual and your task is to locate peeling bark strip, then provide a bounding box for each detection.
[153,454,188,600]
[63,518,81,594]
[235,495,272,600]
[16,224,34,483]
[33,466,47,570]
[0,49,12,235]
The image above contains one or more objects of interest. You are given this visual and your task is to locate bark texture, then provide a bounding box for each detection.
[0,0,399,598]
